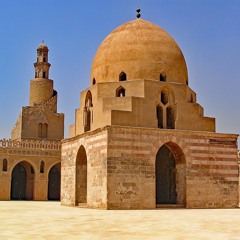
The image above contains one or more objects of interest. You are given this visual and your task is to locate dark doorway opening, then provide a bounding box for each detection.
[48,163,61,200]
[156,145,177,204]
[11,161,34,200]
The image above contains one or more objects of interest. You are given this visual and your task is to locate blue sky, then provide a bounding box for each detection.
[0,0,239,140]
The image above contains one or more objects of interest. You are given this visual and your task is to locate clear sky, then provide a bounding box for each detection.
[0,0,239,141]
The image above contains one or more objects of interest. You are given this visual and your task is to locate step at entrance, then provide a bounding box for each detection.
[156,204,185,209]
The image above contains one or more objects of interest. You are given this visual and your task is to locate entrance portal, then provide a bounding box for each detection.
[48,163,61,200]
[156,145,177,204]
[75,146,87,205]
[11,161,34,200]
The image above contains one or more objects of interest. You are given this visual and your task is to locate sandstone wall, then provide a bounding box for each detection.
[72,80,215,138]
[61,129,108,208]
[61,126,239,209]
[106,126,238,209]
[0,139,61,200]
[11,112,23,140]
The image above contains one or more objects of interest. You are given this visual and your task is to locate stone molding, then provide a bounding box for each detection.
[0,139,61,155]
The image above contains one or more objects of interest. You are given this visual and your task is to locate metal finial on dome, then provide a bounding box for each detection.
[136,8,141,18]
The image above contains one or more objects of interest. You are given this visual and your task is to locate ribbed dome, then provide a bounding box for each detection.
[91,18,188,85]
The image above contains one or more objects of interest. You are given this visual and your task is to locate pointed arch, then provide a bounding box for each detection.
[84,91,93,132]
[156,106,163,128]
[2,159,7,172]
[155,142,186,206]
[156,145,176,204]
[167,107,175,129]
[75,145,87,205]
[119,71,127,81]
[116,86,126,97]
[11,161,35,200]
[48,162,61,200]
[160,73,166,82]
[38,123,48,138]
[85,90,93,108]
[156,87,175,129]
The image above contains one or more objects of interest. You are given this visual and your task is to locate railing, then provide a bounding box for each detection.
[0,139,61,150]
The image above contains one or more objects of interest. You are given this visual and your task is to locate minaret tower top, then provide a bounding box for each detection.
[29,43,54,106]
[34,42,51,79]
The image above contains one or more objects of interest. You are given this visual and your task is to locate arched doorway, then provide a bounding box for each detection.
[75,145,87,205]
[156,143,186,206]
[11,161,34,200]
[48,163,61,200]
[156,145,176,204]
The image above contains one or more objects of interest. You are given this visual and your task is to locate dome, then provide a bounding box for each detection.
[91,18,188,85]
[37,42,48,50]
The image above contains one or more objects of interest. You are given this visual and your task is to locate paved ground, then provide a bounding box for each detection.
[0,202,240,240]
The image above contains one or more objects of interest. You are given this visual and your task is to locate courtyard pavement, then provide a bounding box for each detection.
[0,201,240,240]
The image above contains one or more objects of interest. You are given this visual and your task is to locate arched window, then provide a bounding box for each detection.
[119,72,127,81]
[84,91,93,132]
[85,91,92,108]
[42,123,48,138]
[156,88,175,129]
[92,78,96,85]
[40,161,45,173]
[160,73,166,82]
[167,107,175,129]
[38,123,42,138]
[38,123,48,138]
[190,94,194,103]
[116,86,126,97]
[156,106,163,128]
[2,159,7,172]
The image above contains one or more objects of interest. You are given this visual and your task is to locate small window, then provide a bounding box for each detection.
[2,159,7,172]
[84,91,93,132]
[119,72,127,81]
[38,123,42,138]
[35,72,37,78]
[40,161,45,173]
[43,57,46,62]
[116,86,126,97]
[43,72,46,78]
[160,73,166,82]
[42,123,48,138]
[92,78,96,85]
[190,94,194,103]
[38,123,48,138]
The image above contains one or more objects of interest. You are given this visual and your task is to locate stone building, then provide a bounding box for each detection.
[61,14,239,209]
[0,43,64,201]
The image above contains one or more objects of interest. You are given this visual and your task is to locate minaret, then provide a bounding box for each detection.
[29,42,54,106]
